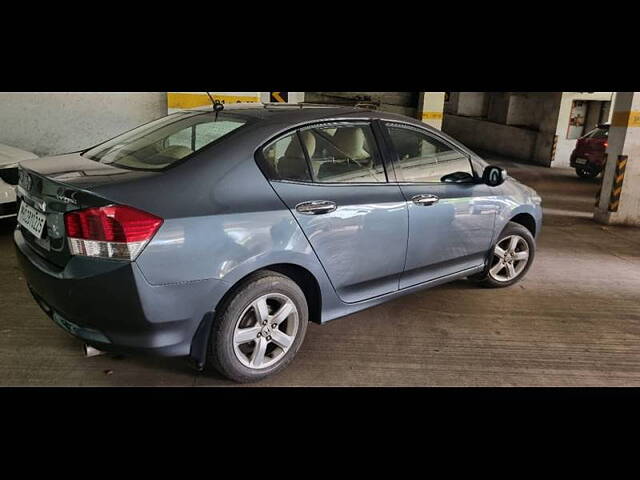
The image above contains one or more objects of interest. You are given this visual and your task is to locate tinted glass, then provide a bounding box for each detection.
[583,127,608,139]
[387,124,472,183]
[263,132,312,182]
[304,124,386,183]
[83,112,246,171]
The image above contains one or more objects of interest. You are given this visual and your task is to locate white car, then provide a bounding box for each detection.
[0,144,39,219]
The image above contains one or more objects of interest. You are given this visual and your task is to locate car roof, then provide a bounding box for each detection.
[181,103,422,126]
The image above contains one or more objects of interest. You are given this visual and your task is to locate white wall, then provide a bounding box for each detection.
[0,92,167,156]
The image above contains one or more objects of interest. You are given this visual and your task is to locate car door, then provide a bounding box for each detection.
[261,121,408,304]
[381,122,496,289]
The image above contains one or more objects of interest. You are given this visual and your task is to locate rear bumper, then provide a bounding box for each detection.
[14,228,229,359]
[570,150,605,170]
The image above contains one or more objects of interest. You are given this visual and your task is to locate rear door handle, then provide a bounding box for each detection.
[295,200,337,215]
[411,194,439,206]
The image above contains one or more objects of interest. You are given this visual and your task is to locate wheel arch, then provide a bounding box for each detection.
[189,262,323,370]
[509,212,537,237]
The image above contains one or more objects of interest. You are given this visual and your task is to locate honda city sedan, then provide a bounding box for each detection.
[14,104,542,382]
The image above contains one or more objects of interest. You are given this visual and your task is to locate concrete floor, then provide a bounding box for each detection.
[1,155,640,386]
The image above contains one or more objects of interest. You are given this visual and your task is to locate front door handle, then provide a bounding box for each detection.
[296,200,337,215]
[411,194,439,206]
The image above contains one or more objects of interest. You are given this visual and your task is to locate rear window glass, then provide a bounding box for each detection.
[583,127,609,139]
[83,112,247,171]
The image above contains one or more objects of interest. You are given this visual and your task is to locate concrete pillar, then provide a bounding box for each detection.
[595,92,640,226]
[418,92,445,130]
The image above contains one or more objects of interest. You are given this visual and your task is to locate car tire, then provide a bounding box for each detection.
[470,221,536,288]
[207,270,309,383]
[576,167,599,179]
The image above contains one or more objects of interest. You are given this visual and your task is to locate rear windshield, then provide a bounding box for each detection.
[583,127,609,139]
[83,111,247,170]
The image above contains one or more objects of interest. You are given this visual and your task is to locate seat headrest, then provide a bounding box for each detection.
[277,132,315,181]
[332,128,369,160]
[285,131,316,158]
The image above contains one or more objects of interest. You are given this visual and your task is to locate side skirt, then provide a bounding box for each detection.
[320,264,485,325]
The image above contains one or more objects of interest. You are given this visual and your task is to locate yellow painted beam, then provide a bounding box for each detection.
[168,93,259,109]
[421,111,443,120]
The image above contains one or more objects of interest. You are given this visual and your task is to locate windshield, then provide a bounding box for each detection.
[83,111,248,170]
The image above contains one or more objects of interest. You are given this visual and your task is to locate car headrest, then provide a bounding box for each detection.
[284,130,316,158]
[332,128,369,160]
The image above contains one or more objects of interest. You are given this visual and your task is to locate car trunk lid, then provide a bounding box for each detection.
[16,153,160,268]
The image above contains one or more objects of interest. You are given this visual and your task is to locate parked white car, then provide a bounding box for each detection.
[1,144,39,218]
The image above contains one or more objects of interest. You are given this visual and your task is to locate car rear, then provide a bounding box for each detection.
[14,162,196,356]
[0,143,38,218]
[13,110,250,362]
[570,124,609,172]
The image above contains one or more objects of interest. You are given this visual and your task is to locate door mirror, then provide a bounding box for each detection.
[482,165,507,187]
[440,171,475,184]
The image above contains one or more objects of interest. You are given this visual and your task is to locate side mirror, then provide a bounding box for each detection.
[441,171,475,184]
[482,165,507,187]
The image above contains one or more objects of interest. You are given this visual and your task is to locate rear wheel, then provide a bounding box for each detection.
[207,270,308,383]
[471,222,536,288]
[576,167,599,179]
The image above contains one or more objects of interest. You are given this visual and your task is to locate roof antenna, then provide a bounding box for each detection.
[206,92,225,120]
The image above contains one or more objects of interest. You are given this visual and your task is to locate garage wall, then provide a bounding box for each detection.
[0,92,168,157]
[442,114,538,160]
[443,92,564,166]
[304,92,420,117]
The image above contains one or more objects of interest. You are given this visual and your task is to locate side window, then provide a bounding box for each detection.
[387,124,473,183]
[263,132,312,182]
[304,124,386,184]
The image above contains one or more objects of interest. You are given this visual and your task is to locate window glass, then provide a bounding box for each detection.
[83,112,246,171]
[304,124,386,183]
[583,127,608,139]
[387,125,472,183]
[263,133,312,182]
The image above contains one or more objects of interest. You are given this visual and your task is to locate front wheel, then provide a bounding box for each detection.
[471,222,536,288]
[207,270,309,383]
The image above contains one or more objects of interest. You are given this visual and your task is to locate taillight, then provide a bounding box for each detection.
[604,141,608,148]
[64,205,163,260]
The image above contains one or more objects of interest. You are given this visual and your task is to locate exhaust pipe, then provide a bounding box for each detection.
[83,344,105,358]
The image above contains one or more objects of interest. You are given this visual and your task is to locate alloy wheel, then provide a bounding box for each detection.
[488,235,530,282]
[232,293,299,370]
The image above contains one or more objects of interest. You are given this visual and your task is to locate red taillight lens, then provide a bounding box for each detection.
[604,141,608,148]
[64,205,163,260]
[65,205,163,242]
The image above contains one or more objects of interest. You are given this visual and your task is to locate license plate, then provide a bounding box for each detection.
[18,201,46,238]
[575,158,588,165]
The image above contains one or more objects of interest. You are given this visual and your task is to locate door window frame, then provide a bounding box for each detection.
[379,120,480,185]
[255,119,395,187]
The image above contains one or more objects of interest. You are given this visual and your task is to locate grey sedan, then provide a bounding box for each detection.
[14,104,542,382]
